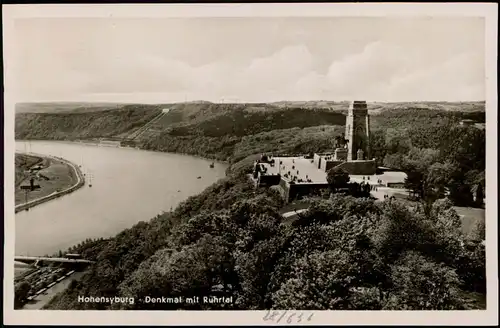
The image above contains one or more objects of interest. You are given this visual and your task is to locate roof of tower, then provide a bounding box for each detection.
[348,100,368,111]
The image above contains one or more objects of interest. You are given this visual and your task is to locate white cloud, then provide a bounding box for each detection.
[14,18,485,102]
[384,52,485,101]
[326,42,413,92]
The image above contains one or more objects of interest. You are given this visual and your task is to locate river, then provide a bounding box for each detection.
[15,141,228,256]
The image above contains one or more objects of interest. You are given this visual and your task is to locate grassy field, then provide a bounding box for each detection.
[15,158,78,205]
[454,206,486,236]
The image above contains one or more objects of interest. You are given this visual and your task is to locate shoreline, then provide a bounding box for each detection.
[14,152,86,213]
[16,138,231,165]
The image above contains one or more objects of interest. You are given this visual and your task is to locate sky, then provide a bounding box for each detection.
[13,17,485,103]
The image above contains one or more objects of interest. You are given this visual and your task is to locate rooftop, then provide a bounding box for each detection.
[350,171,407,185]
[349,100,368,110]
[260,156,407,186]
[261,156,328,184]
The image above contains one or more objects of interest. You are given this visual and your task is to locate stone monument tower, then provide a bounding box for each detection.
[345,101,370,161]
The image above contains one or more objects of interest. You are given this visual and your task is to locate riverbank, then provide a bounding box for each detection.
[22,138,231,165]
[80,138,231,165]
[15,153,85,213]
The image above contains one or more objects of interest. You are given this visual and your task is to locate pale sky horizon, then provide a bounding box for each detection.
[14,17,486,103]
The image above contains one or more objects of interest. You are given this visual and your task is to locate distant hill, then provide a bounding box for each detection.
[272,100,348,109]
[14,101,218,114]
[14,102,137,114]
[272,100,486,114]
[16,100,485,114]
[16,105,163,140]
[15,101,485,163]
[367,101,485,114]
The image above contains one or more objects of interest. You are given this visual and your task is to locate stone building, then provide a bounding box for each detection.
[345,100,371,161]
[252,100,405,202]
[459,119,475,126]
[312,101,377,176]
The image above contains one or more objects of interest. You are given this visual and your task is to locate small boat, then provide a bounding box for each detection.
[197,176,202,179]
[209,162,215,168]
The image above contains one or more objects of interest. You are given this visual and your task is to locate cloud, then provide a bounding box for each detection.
[76,41,484,102]
[15,19,485,102]
[79,44,317,101]
[384,52,485,101]
[326,42,414,93]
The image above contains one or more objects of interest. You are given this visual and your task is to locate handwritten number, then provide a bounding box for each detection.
[263,310,280,321]
[276,310,288,323]
[263,310,314,324]
[269,311,280,320]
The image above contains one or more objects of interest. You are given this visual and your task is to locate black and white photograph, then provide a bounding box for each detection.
[3,3,498,326]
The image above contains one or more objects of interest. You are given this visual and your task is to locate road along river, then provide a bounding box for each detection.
[14,141,228,256]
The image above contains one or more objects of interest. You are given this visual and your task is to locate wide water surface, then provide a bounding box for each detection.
[15,141,228,256]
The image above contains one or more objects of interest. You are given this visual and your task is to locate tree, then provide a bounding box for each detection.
[118,234,237,310]
[270,195,389,310]
[404,170,425,199]
[371,201,433,263]
[272,249,372,310]
[455,242,486,294]
[384,251,465,310]
[369,129,387,166]
[437,126,485,207]
[426,161,455,199]
[384,128,412,155]
[14,281,32,309]
[326,167,350,192]
[440,126,485,174]
[469,219,485,242]
[234,234,285,309]
[448,180,474,207]
[399,148,441,200]
[383,153,405,170]
[475,184,484,208]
